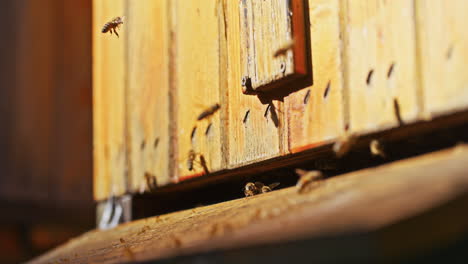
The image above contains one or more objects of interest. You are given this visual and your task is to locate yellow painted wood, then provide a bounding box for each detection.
[93,0,127,200]
[285,0,345,153]
[416,0,468,117]
[126,0,171,193]
[239,0,307,92]
[342,0,419,133]
[173,0,222,181]
[225,0,286,168]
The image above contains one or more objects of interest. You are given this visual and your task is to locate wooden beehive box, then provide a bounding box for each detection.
[93,0,468,202]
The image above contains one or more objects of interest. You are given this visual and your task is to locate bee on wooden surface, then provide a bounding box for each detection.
[144,172,158,192]
[244,182,280,197]
[273,39,295,58]
[197,103,221,121]
[187,149,197,171]
[295,169,323,194]
[102,16,124,38]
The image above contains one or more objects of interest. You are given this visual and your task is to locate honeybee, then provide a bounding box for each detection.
[295,169,323,194]
[273,39,295,57]
[197,103,221,121]
[244,182,280,197]
[333,134,357,158]
[102,16,124,38]
[187,149,197,171]
[144,172,157,191]
[370,139,386,158]
[185,150,210,173]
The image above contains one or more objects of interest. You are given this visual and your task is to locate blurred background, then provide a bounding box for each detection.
[0,1,94,263]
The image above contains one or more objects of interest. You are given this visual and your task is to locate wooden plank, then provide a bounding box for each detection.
[28,145,468,264]
[93,0,127,200]
[225,0,286,168]
[56,0,93,203]
[173,0,222,181]
[126,0,170,193]
[4,0,56,201]
[239,0,308,92]
[416,0,468,117]
[285,0,345,153]
[342,0,419,133]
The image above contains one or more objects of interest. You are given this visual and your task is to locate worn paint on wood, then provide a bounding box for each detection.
[93,0,127,200]
[342,0,419,133]
[239,0,307,92]
[173,0,222,181]
[126,0,170,193]
[285,0,345,153]
[416,0,468,117]
[225,0,286,168]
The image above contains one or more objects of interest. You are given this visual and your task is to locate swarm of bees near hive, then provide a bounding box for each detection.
[244,182,280,197]
[102,16,124,38]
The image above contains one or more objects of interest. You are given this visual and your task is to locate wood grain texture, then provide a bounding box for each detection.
[239,0,307,92]
[126,0,170,193]
[285,0,345,153]
[29,145,468,264]
[173,0,222,181]
[93,0,127,200]
[342,0,420,133]
[416,0,468,117]
[225,0,286,168]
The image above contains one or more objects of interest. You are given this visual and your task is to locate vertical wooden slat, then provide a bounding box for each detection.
[416,0,468,117]
[342,0,419,134]
[173,0,222,181]
[12,0,56,200]
[93,0,127,200]
[225,0,286,168]
[56,0,93,203]
[126,0,171,192]
[285,0,345,153]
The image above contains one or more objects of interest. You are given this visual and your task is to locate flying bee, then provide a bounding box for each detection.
[185,150,209,173]
[102,16,124,38]
[295,169,323,194]
[370,139,386,158]
[273,39,295,58]
[244,182,280,197]
[197,103,221,121]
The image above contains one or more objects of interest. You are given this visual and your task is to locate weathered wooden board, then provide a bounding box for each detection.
[126,0,171,193]
[173,0,223,181]
[285,0,345,153]
[224,0,286,168]
[342,0,419,133]
[239,0,308,92]
[29,145,468,264]
[93,0,127,200]
[416,0,468,117]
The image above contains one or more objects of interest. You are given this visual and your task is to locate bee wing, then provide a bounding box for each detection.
[268,182,280,190]
[254,182,264,188]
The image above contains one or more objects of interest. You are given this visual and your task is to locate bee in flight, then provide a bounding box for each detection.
[102,16,124,38]
[197,103,221,121]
